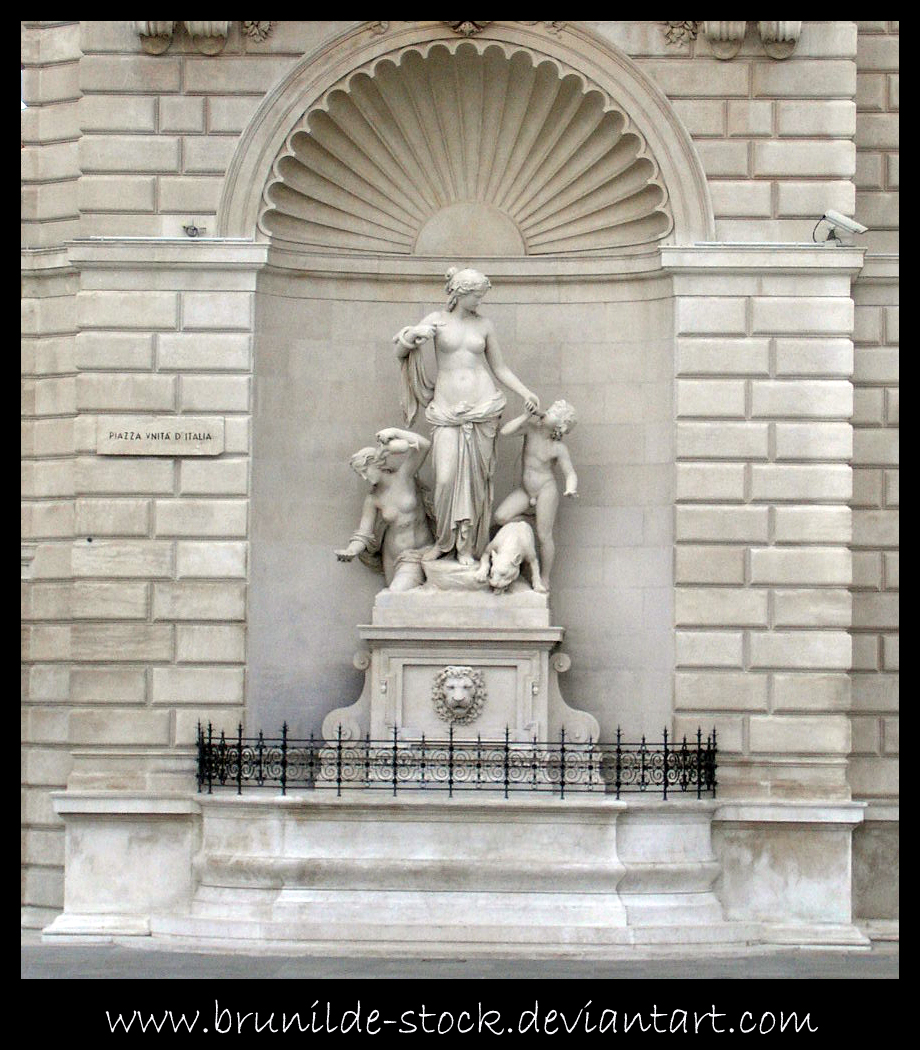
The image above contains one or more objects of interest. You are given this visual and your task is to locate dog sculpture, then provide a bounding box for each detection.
[474,521,547,594]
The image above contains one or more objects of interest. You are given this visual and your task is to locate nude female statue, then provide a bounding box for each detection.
[393,268,539,566]
[334,428,434,592]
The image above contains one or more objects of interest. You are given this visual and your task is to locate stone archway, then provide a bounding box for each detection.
[218,21,713,246]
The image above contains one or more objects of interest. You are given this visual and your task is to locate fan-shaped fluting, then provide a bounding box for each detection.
[260,42,672,255]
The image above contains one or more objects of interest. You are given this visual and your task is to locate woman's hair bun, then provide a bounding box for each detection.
[444,267,458,287]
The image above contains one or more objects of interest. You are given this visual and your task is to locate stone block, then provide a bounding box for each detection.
[852,551,882,588]
[752,60,856,98]
[175,707,245,745]
[157,333,252,372]
[675,671,767,711]
[72,540,173,578]
[154,500,248,537]
[775,180,856,218]
[851,468,882,507]
[882,636,899,672]
[749,631,851,670]
[726,100,773,137]
[21,460,73,499]
[28,664,69,703]
[751,465,851,501]
[676,631,743,668]
[855,152,883,190]
[77,290,178,330]
[775,422,853,460]
[676,588,768,626]
[151,667,246,705]
[676,422,768,460]
[854,348,898,383]
[26,707,70,744]
[159,96,205,134]
[79,55,182,93]
[179,376,250,412]
[179,460,248,496]
[26,418,74,457]
[751,298,853,336]
[695,140,750,177]
[856,35,899,71]
[638,58,750,98]
[23,828,64,867]
[70,709,170,746]
[886,388,899,426]
[78,175,157,213]
[848,757,899,798]
[674,546,744,584]
[77,373,176,412]
[883,715,899,753]
[853,389,885,424]
[676,464,745,501]
[79,134,180,173]
[158,177,221,214]
[853,428,899,465]
[772,589,852,628]
[852,634,880,670]
[751,548,850,586]
[70,667,147,704]
[77,458,175,495]
[856,71,886,111]
[208,95,263,134]
[72,582,149,619]
[183,137,238,175]
[673,715,742,753]
[851,673,898,713]
[773,673,850,712]
[709,181,772,218]
[677,379,745,418]
[23,502,75,540]
[74,499,149,537]
[853,593,900,630]
[749,715,850,754]
[776,100,856,137]
[883,551,898,587]
[176,625,246,663]
[675,506,769,543]
[79,94,157,132]
[31,376,75,416]
[23,746,73,786]
[72,624,173,662]
[75,332,155,370]
[853,509,899,547]
[755,381,853,420]
[887,154,899,190]
[176,541,248,578]
[152,582,246,621]
[183,55,298,94]
[753,141,855,178]
[676,337,769,376]
[884,307,899,344]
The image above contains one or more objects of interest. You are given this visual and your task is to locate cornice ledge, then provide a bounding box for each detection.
[65,237,270,270]
[858,252,899,283]
[713,800,867,825]
[21,245,76,275]
[661,243,866,275]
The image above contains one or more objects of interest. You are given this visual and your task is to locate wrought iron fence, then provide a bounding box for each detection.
[196,723,717,800]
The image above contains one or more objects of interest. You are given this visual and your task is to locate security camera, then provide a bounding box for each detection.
[823,210,868,235]
[813,210,868,244]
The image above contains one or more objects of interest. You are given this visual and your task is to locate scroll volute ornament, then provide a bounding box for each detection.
[758,21,802,60]
[135,20,175,54]
[184,20,230,55]
[701,21,747,60]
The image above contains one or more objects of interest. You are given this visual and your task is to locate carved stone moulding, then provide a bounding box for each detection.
[259,41,673,257]
[184,20,230,56]
[135,19,230,55]
[701,21,747,61]
[135,20,175,55]
[758,20,802,60]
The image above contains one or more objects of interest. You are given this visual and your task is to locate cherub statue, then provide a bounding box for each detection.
[492,400,578,590]
[334,428,434,592]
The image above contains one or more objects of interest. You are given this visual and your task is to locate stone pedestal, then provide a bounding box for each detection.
[322,588,600,744]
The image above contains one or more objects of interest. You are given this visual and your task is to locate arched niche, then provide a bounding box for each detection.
[218,22,713,247]
[243,23,695,740]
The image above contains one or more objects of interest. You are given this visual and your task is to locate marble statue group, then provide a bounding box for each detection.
[335,267,578,594]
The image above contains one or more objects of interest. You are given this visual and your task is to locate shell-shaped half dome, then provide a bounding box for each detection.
[260,42,673,256]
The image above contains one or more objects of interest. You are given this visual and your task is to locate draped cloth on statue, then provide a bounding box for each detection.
[425,391,506,558]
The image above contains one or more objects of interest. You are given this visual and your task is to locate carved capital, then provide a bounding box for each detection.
[242,20,275,42]
[662,21,700,47]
